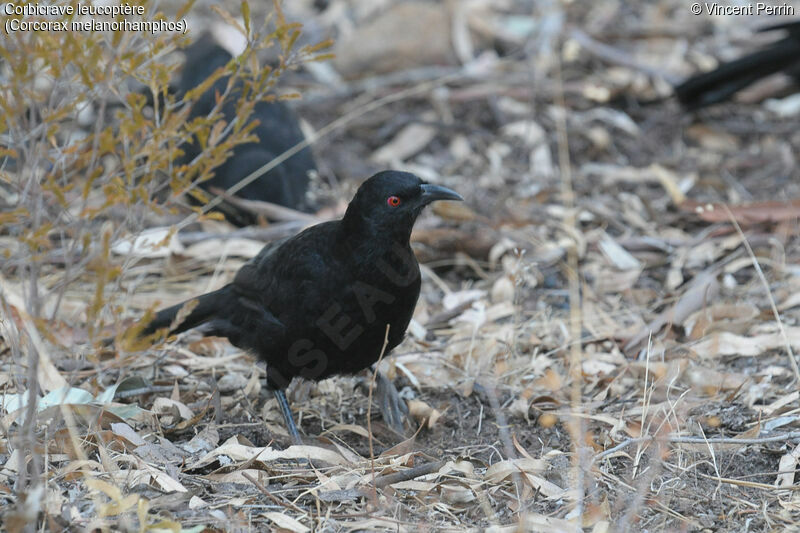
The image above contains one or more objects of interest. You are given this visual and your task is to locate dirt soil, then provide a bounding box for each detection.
[2,0,800,531]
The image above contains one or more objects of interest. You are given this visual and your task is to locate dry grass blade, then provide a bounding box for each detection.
[723,204,800,382]
[3,1,800,531]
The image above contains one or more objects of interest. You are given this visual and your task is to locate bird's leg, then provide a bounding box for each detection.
[372,371,410,436]
[270,388,303,445]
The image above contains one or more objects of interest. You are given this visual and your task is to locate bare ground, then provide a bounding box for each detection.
[2,0,800,531]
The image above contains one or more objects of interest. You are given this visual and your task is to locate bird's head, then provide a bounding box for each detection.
[343,171,463,241]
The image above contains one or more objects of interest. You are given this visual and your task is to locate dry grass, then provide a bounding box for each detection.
[2,0,800,531]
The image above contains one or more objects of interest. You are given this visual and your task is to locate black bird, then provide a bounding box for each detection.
[175,34,317,225]
[141,171,463,441]
[675,20,800,109]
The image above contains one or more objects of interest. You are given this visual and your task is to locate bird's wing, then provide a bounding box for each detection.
[757,20,800,36]
[232,234,290,293]
[232,222,344,317]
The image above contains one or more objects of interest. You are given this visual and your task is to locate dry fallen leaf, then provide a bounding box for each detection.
[371,120,437,164]
[691,328,800,359]
[626,270,720,351]
[776,442,800,489]
[407,399,444,429]
[264,512,310,533]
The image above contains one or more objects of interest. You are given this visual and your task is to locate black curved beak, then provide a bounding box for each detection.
[419,183,463,205]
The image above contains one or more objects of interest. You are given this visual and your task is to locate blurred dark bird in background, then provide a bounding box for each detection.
[175,34,317,226]
[141,171,463,442]
[675,20,800,109]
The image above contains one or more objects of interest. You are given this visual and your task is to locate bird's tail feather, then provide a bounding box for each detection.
[675,42,800,109]
[140,286,233,337]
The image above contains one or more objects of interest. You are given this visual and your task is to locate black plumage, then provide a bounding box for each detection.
[176,35,316,225]
[142,171,463,440]
[675,20,800,109]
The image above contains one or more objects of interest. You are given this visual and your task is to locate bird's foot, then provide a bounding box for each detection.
[360,371,411,437]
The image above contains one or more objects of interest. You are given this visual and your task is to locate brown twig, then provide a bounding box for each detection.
[553,44,589,518]
[177,221,309,246]
[177,72,463,231]
[114,385,183,399]
[593,431,800,464]
[242,471,306,514]
[208,188,321,223]
[373,460,445,489]
[569,28,680,84]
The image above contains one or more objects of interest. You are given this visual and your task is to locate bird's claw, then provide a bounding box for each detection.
[371,372,410,437]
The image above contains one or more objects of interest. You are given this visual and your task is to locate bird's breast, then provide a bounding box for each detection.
[261,238,423,384]
[335,242,421,342]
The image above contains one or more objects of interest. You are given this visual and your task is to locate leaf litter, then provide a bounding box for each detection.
[2,0,800,531]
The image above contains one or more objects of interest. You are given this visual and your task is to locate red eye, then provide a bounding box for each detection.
[387,196,402,207]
